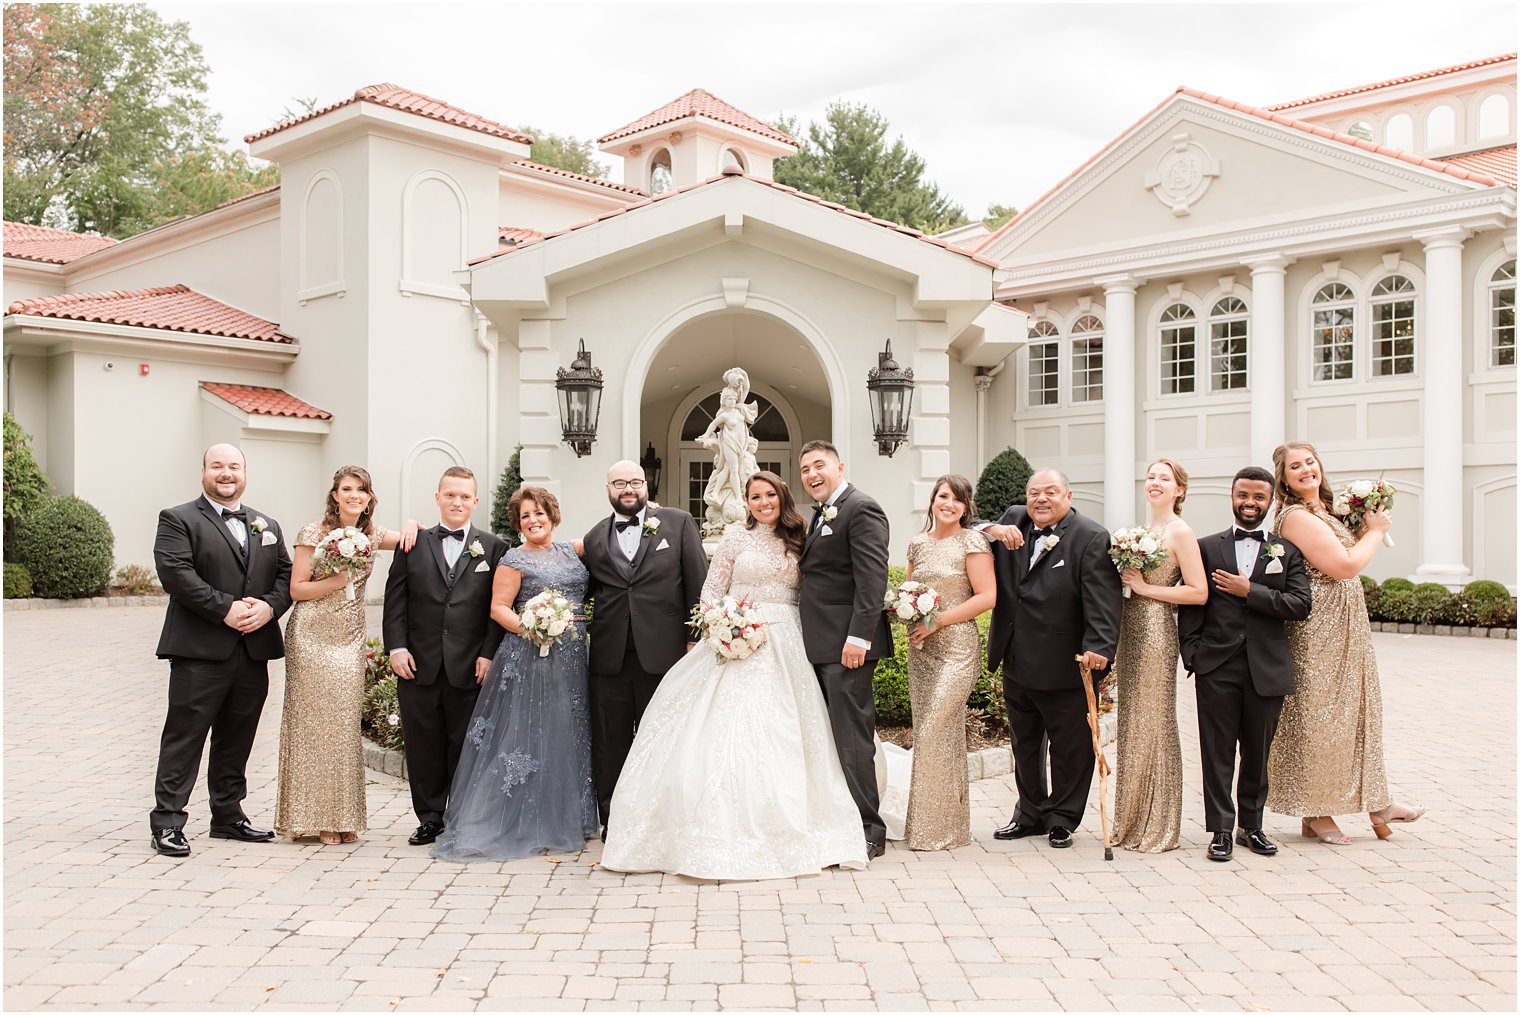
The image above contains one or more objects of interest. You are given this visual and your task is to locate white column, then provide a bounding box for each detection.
[1245,255,1290,467]
[974,371,994,475]
[1096,275,1138,526]
[1413,227,1471,585]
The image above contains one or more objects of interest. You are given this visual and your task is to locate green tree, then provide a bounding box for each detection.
[3,412,50,559]
[515,124,608,178]
[772,102,966,234]
[490,446,525,547]
[3,3,275,235]
[982,203,1019,230]
[974,447,1034,520]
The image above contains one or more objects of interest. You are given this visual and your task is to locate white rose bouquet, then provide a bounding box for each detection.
[883,579,943,630]
[1333,477,1396,548]
[1109,526,1169,598]
[517,588,576,658]
[312,526,375,600]
[688,595,768,664]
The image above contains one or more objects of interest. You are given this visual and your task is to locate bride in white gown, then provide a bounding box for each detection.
[600,471,869,879]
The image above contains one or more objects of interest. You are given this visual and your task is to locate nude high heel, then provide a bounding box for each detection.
[1301,817,1350,845]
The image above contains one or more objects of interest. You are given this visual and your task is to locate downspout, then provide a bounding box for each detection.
[475,311,498,512]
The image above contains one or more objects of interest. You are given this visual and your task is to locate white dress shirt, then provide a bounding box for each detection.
[441,526,469,569]
[615,508,645,561]
[204,494,246,547]
[1234,526,1264,576]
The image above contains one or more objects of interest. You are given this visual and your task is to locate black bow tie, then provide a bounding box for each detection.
[436,526,465,541]
[615,518,638,533]
[1033,526,1055,538]
[222,507,247,523]
[1235,529,1265,542]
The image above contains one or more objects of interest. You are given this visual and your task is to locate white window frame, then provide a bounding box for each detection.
[1026,320,1061,409]
[1368,274,1417,378]
[1490,259,1516,370]
[1207,296,1250,392]
[1158,302,1199,397]
[1310,281,1357,385]
[1069,314,1104,404]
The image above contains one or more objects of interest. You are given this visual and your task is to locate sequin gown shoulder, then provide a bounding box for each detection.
[902,529,989,851]
[432,540,597,860]
[600,523,868,879]
[1111,554,1183,853]
[1267,504,1390,817]
[275,521,387,838]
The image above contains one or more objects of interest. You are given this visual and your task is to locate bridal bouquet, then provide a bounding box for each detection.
[1334,477,1396,548]
[688,595,768,664]
[518,588,576,657]
[1109,526,1169,598]
[884,579,942,630]
[312,526,375,600]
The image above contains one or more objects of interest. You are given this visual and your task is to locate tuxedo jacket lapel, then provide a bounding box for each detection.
[606,516,634,578]
[629,512,656,571]
[198,498,248,572]
[803,485,852,560]
[424,530,450,587]
[1025,512,1071,580]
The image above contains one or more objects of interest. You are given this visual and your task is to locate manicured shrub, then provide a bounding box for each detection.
[360,638,404,752]
[3,412,49,559]
[1443,593,1478,627]
[16,495,114,599]
[4,562,33,599]
[112,563,162,596]
[1379,577,1415,595]
[1463,579,1516,627]
[974,446,1033,521]
[1360,575,1381,617]
[1407,583,1452,626]
[1376,587,1413,623]
[490,445,525,547]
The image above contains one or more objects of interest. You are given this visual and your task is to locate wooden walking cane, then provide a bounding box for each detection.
[1077,654,1114,861]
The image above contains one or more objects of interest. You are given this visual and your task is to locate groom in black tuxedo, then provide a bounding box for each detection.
[149,444,292,857]
[981,468,1121,849]
[797,440,894,858]
[383,466,508,846]
[1178,466,1311,861]
[581,458,707,834]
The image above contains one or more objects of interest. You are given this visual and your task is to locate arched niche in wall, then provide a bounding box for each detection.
[1478,93,1512,142]
[1425,103,1458,151]
[399,438,466,522]
[400,169,471,304]
[649,148,674,195]
[299,169,345,303]
[1384,112,1415,152]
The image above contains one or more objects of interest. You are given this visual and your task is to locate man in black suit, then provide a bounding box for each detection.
[149,443,293,857]
[980,468,1122,849]
[797,440,894,859]
[1178,466,1311,861]
[383,466,508,846]
[581,458,707,834]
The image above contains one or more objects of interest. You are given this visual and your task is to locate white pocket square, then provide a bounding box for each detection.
[1264,558,1283,574]
[656,538,670,550]
[820,525,834,536]
[1052,558,1066,569]
[260,531,277,546]
[474,560,489,572]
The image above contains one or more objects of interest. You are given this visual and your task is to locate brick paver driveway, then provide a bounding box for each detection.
[4,604,1515,1011]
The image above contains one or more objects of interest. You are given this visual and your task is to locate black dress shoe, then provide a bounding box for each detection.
[151,827,190,857]
[1236,828,1278,856]
[866,841,885,860]
[993,819,1042,840]
[1048,826,1073,848]
[208,819,274,842]
[409,821,445,846]
[1207,831,1234,861]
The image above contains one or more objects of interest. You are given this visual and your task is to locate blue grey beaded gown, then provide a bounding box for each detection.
[432,541,597,860]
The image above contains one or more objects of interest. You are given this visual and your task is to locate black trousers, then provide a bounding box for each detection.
[1003,675,1096,831]
[590,642,664,828]
[396,676,480,825]
[150,641,269,832]
[1194,650,1284,832]
[816,660,886,849]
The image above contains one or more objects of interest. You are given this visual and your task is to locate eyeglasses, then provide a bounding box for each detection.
[609,479,646,491]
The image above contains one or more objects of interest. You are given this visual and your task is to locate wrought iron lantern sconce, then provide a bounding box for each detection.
[555,339,603,457]
[640,442,663,500]
[866,339,915,457]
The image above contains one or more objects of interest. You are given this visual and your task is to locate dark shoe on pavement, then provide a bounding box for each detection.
[866,841,886,860]
[1208,831,1234,861]
[208,819,274,842]
[151,827,190,857]
[408,821,445,846]
[1048,825,1074,848]
[1236,828,1278,856]
[993,819,1042,840]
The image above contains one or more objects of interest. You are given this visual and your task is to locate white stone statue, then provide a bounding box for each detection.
[696,367,760,538]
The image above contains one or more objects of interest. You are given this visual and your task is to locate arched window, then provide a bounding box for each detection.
[1478,94,1511,142]
[649,148,673,195]
[719,147,748,173]
[1426,105,1457,149]
[1158,304,1197,395]
[1070,314,1104,403]
[1312,283,1356,382]
[1491,259,1516,368]
[1370,275,1417,377]
[680,391,789,442]
[1385,112,1414,151]
[1209,296,1249,391]
[1027,320,1060,407]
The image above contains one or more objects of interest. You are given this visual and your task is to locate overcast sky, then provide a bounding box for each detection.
[157,1,1515,219]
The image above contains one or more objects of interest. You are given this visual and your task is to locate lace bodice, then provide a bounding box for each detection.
[700,524,800,605]
[500,541,588,611]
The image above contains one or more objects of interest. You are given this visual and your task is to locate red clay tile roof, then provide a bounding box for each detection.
[5,285,292,344]
[245,84,534,146]
[513,160,647,195]
[1437,145,1517,188]
[201,382,331,420]
[214,183,281,209]
[3,221,118,264]
[599,89,796,146]
[498,226,544,247]
[1267,54,1517,111]
[470,172,999,268]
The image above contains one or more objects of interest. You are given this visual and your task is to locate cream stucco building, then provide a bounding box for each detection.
[4,59,1516,589]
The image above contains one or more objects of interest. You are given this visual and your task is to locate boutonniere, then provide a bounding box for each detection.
[1038,534,1061,553]
[822,505,838,524]
[1265,543,1285,559]
[642,516,661,538]
[467,539,485,558]
[250,516,268,534]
